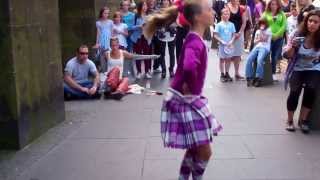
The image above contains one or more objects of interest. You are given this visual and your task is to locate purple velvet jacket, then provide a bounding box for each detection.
[171,32,208,95]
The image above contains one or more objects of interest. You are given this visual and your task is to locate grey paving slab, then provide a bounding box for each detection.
[18,139,145,180]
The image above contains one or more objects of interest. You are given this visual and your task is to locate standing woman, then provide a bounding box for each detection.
[144,0,222,179]
[94,7,114,72]
[283,10,320,133]
[174,0,190,62]
[227,0,248,80]
[131,1,153,79]
[297,0,315,24]
[156,0,177,78]
[262,0,287,79]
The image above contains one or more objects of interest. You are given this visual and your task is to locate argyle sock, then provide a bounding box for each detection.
[178,150,194,180]
[191,159,209,180]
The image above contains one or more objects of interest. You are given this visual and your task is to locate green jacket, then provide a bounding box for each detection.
[262,11,287,39]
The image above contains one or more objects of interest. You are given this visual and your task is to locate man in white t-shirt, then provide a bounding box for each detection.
[63,45,100,100]
[287,3,298,37]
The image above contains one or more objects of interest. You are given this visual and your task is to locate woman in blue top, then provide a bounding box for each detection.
[283,10,320,134]
[131,1,153,79]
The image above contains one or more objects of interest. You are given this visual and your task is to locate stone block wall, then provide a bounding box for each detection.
[0,0,65,149]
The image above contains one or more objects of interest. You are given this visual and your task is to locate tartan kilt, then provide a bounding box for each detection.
[160,88,222,149]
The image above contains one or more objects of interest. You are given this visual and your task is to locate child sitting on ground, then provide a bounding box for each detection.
[245,19,272,87]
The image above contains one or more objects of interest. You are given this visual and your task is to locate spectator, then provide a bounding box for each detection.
[120,0,136,77]
[297,0,315,24]
[227,0,248,80]
[254,0,265,22]
[112,11,129,50]
[245,19,272,87]
[262,0,287,79]
[63,45,101,100]
[282,0,294,16]
[287,3,299,37]
[154,0,177,79]
[94,7,114,72]
[103,37,159,100]
[214,8,237,82]
[174,0,190,62]
[283,10,320,133]
[131,1,153,79]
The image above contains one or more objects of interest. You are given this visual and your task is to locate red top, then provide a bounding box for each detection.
[174,0,190,26]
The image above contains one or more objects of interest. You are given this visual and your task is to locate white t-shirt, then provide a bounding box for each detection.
[113,23,128,48]
[254,28,272,51]
[287,15,298,36]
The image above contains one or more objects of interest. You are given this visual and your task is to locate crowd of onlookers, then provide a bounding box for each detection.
[62,0,320,133]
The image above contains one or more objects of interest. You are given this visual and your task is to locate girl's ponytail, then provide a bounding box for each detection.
[143,5,179,40]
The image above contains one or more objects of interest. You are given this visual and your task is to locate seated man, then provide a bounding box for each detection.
[63,45,101,100]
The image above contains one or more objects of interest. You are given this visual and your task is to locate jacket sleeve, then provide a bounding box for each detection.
[274,12,287,38]
[182,46,201,90]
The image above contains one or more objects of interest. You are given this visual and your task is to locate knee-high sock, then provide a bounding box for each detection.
[179,150,194,180]
[191,159,209,180]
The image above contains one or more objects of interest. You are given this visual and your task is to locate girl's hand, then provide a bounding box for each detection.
[182,83,191,95]
[235,33,240,39]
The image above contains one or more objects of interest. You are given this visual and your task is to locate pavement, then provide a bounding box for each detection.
[1,48,320,180]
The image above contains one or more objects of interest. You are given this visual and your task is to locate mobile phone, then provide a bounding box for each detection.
[293,37,305,43]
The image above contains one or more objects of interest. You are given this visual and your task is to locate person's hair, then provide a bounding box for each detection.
[298,9,320,50]
[136,1,146,18]
[113,11,122,19]
[143,0,204,39]
[290,2,297,10]
[296,0,312,11]
[110,36,120,45]
[98,7,110,19]
[266,0,283,14]
[258,18,269,29]
[77,45,89,53]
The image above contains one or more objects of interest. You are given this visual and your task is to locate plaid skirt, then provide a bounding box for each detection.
[160,88,222,149]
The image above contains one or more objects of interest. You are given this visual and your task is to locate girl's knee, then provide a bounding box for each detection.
[195,144,212,161]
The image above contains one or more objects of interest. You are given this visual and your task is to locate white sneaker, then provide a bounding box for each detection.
[136,73,142,80]
[145,72,152,79]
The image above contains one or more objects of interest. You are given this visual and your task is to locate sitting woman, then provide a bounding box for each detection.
[103,37,159,100]
[245,19,272,87]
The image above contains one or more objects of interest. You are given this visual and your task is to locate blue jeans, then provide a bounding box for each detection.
[245,47,269,79]
[270,38,284,74]
[64,80,99,99]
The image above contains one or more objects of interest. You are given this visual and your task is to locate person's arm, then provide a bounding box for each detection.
[88,63,100,95]
[183,46,200,94]
[282,34,299,59]
[94,22,101,48]
[254,30,261,44]
[273,12,287,39]
[122,50,160,60]
[238,6,248,35]
[64,74,88,93]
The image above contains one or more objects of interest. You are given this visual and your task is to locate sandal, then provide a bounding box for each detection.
[286,120,296,132]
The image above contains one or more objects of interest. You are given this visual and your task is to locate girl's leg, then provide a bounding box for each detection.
[116,77,129,93]
[245,47,259,79]
[159,41,167,76]
[232,56,244,79]
[298,87,316,133]
[142,37,152,73]
[225,58,231,74]
[219,59,225,74]
[179,149,194,180]
[133,40,142,74]
[270,38,284,74]
[255,48,269,79]
[192,144,212,179]
[168,40,176,74]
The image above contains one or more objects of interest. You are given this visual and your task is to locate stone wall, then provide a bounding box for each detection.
[0,0,65,149]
